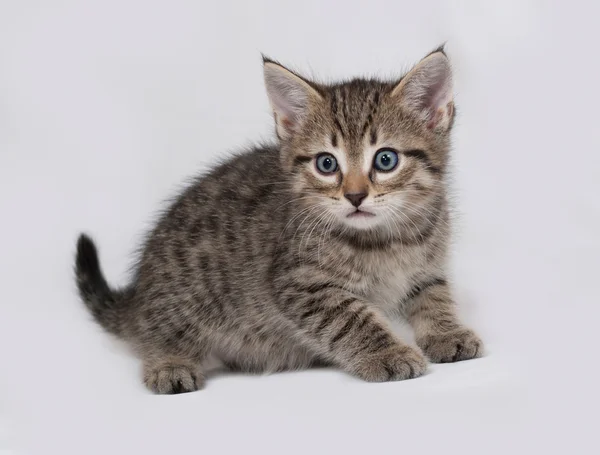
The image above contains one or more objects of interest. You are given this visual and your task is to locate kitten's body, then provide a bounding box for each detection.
[76,48,482,393]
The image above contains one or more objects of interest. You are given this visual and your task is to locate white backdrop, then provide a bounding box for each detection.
[1,1,598,454]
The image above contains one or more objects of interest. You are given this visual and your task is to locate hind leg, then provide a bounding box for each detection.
[134,309,212,393]
[142,355,205,394]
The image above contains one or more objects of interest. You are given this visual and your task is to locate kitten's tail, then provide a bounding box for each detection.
[75,234,128,337]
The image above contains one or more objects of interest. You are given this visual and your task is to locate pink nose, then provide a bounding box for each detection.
[344,192,367,207]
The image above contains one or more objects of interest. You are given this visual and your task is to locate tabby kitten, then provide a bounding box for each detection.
[75,47,483,394]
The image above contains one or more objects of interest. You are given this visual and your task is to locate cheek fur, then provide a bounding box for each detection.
[372,161,418,192]
[297,168,341,199]
[370,163,441,210]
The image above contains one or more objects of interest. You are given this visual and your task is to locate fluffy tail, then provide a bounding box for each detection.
[75,234,128,336]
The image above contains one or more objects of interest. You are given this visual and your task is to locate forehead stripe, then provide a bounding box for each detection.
[360,91,381,142]
[330,90,346,138]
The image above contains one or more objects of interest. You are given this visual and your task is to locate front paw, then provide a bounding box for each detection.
[352,345,428,382]
[418,328,483,363]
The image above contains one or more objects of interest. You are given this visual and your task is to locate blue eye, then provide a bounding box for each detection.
[373,149,399,172]
[316,153,338,174]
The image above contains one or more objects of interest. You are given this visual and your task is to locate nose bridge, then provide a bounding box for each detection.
[343,163,369,195]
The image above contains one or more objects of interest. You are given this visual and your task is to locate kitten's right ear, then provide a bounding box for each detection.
[263,57,322,140]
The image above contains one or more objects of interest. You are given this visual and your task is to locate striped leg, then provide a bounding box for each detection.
[404,278,483,363]
[289,291,427,382]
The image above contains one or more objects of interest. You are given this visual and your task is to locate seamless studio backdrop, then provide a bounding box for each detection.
[1,1,598,454]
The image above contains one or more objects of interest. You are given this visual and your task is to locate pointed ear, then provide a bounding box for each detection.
[263,57,322,139]
[392,50,454,131]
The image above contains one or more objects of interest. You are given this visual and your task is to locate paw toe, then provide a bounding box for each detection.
[420,329,483,363]
[354,346,428,382]
[145,364,204,394]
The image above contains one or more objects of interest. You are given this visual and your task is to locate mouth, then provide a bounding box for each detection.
[347,209,375,219]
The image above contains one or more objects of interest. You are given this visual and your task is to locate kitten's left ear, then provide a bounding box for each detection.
[263,57,322,140]
[392,49,454,131]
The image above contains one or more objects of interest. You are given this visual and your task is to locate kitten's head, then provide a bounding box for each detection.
[263,48,454,235]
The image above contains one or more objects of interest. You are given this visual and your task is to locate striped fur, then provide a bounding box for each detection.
[75,48,482,394]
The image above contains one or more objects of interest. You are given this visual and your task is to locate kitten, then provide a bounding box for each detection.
[75,46,483,394]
